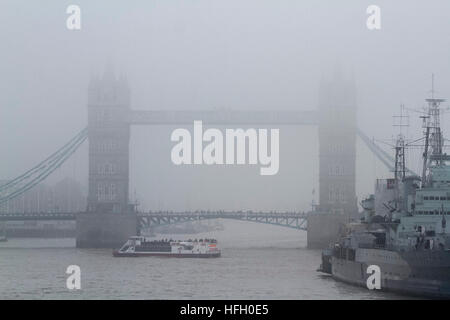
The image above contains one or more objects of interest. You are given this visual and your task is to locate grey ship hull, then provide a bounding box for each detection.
[331,248,450,298]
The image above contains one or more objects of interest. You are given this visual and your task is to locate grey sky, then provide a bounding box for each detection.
[1,0,450,211]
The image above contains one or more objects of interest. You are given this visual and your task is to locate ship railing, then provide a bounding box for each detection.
[358,243,396,250]
[357,243,386,249]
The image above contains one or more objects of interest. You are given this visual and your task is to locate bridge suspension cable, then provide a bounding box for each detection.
[356,128,418,176]
[0,127,88,206]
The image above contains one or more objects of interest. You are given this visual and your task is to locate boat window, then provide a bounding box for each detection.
[429,196,435,200]
[424,196,429,200]
[441,197,446,201]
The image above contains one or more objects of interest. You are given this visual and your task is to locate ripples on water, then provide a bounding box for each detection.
[0,220,410,299]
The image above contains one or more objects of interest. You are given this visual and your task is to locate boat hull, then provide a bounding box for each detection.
[330,248,450,298]
[113,250,221,258]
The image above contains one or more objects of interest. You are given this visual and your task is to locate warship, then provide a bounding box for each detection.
[318,87,450,298]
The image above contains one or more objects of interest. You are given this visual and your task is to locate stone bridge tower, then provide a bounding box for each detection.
[76,66,137,248]
[307,71,358,248]
[86,67,130,213]
[318,71,357,216]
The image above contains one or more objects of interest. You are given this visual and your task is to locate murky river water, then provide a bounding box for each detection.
[0,220,410,299]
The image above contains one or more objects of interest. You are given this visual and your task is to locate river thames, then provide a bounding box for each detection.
[0,220,410,300]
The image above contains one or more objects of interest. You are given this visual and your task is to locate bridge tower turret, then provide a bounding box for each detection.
[76,65,137,248]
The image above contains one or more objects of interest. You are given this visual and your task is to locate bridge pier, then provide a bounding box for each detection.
[76,212,137,248]
[306,212,347,249]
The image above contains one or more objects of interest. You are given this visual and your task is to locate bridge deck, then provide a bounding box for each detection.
[138,211,308,230]
[0,211,308,230]
[0,212,76,221]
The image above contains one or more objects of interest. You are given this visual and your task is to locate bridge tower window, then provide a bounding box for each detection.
[97,183,105,201]
[97,163,116,175]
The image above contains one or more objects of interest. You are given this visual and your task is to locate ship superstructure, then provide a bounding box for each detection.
[113,237,221,258]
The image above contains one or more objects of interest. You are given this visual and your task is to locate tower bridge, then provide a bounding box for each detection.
[0,67,401,248]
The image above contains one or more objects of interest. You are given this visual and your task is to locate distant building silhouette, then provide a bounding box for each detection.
[0,177,85,237]
[0,177,86,213]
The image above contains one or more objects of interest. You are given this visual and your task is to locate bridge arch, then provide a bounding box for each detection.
[138,212,308,231]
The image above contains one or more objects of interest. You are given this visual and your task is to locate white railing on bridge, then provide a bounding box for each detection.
[138,211,308,230]
[138,211,307,217]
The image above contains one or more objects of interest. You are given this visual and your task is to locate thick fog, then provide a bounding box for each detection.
[2,0,450,212]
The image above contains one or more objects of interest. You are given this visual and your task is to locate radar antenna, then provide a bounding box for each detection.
[422,74,446,186]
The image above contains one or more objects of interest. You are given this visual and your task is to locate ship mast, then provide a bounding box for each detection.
[421,74,446,186]
[393,104,408,182]
[392,104,408,213]
[394,135,406,181]
[421,116,430,186]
